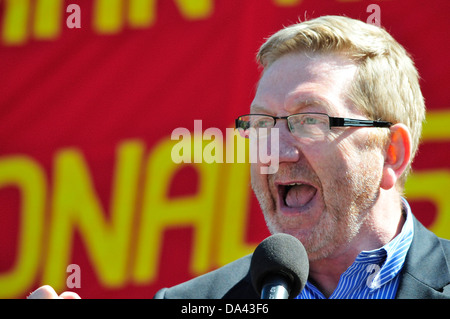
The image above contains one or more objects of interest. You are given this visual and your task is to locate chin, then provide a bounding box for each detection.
[263,213,341,261]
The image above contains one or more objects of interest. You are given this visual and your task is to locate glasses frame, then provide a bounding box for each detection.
[235,112,392,137]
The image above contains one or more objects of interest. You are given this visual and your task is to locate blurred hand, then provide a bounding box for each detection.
[27,285,81,299]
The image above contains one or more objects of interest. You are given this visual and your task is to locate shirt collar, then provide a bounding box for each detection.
[357,197,414,290]
[301,197,415,298]
[300,197,415,298]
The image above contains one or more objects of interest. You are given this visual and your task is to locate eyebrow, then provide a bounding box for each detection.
[249,104,270,114]
[250,97,334,115]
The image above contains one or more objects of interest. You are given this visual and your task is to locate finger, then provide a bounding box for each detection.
[27,285,59,299]
[59,291,81,299]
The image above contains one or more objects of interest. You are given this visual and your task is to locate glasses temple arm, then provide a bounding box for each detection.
[329,117,392,128]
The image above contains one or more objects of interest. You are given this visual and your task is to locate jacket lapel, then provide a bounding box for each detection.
[396,216,450,298]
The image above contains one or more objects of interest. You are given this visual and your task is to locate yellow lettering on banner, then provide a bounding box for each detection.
[421,110,450,141]
[405,171,450,240]
[133,136,218,283]
[1,0,30,45]
[174,0,213,20]
[43,141,144,290]
[129,0,156,28]
[33,0,63,39]
[0,156,46,298]
[217,132,255,265]
[217,163,255,265]
[403,109,450,240]
[95,0,213,33]
[273,0,302,6]
[93,0,124,34]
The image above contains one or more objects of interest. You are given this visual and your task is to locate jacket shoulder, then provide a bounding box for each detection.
[153,254,259,299]
[397,217,450,298]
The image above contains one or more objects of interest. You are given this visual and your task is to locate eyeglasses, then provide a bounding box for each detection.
[235,112,392,140]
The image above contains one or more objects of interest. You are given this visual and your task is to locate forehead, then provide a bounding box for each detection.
[251,52,359,116]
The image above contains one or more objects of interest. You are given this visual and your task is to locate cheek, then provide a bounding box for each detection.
[324,131,376,170]
[327,138,384,194]
[250,163,261,182]
[303,142,348,180]
[306,138,367,195]
[250,163,268,194]
[250,163,277,212]
[340,133,385,173]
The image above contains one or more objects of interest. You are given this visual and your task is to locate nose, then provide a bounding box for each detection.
[271,120,301,163]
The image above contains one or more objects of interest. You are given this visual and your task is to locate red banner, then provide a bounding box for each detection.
[1,0,449,298]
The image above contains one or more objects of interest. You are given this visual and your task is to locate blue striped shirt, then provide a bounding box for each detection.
[296,197,414,299]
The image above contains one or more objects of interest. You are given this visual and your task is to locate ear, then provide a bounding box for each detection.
[380,123,412,190]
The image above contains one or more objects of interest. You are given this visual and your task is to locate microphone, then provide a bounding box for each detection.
[250,233,309,299]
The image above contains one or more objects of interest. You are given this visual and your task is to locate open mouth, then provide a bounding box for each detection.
[278,182,317,210]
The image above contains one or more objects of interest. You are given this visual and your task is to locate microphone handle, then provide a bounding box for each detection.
[261,274,291,299]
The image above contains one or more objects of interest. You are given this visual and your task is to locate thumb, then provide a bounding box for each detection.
[27,285,59,299]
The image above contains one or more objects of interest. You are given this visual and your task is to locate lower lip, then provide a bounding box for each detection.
[277,188,319,216]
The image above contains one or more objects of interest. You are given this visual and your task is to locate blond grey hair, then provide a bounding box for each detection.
[257,15,425,188]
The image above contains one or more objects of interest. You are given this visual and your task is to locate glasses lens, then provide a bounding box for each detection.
[288,113,329,139]
[237,115,275,138]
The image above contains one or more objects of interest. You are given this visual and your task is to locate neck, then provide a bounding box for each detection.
[308,191,405,298]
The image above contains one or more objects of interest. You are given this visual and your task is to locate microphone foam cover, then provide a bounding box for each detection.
[250,233,309,299]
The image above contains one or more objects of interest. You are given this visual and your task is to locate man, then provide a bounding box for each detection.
[29,15,450,299]
[153,15,450,299]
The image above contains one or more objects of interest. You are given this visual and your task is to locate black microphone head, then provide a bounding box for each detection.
[250,233,309,299]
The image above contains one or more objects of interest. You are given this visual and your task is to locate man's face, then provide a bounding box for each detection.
[250,52,385,261]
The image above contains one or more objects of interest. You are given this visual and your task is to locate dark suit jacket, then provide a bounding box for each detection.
[154,216,450,299]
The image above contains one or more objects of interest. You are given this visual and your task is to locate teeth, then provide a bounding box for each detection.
[287,183,302,186]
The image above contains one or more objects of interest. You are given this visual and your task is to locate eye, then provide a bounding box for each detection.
[301,116,319,125]
[252,117,273,128]
[297,114,329,127]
